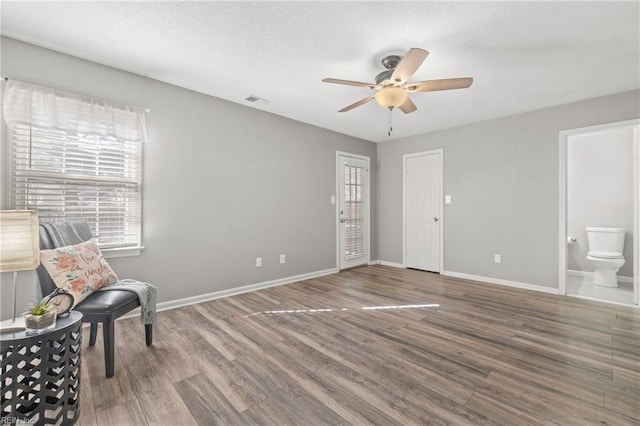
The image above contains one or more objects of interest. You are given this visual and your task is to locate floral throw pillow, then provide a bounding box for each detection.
[40,239,118,307]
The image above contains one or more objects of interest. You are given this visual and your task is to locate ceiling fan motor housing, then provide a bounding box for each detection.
[375,70,394,86]
[376,54,402,85]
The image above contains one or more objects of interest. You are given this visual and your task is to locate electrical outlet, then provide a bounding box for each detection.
[280,254,286,264]
[256,257,262,267]
[494,254,501,263]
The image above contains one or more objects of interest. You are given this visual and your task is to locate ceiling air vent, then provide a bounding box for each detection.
[245,94,270,105]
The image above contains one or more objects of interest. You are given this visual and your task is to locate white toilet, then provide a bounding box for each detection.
[586,227,626,288]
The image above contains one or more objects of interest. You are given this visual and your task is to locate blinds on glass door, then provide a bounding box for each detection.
[344,164,366,260]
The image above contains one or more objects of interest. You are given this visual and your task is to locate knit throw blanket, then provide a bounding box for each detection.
[100,279,157,325]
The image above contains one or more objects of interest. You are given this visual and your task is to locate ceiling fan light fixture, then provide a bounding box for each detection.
[374,87,407,109]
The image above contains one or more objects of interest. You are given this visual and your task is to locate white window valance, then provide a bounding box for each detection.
[2,80,148,142]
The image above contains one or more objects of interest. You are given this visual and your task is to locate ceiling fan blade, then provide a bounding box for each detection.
[390,48,429,84]
[322,78,377,89]
[338,95,375,112]
[398,97,417,114]
[407,77,473,92]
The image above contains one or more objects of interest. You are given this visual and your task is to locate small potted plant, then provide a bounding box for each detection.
[24,300,57,334]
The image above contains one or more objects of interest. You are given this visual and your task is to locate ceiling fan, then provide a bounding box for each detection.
[322,48,473,115]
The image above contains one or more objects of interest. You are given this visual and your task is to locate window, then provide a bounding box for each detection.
[8,124,142,250]
[3,80,147,254]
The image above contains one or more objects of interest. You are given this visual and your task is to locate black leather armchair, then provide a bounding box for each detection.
[36,222,152,378]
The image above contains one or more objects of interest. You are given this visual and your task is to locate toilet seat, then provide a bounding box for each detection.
[587,250,623,259]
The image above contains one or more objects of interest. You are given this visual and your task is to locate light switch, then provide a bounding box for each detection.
[445,195,452,204]
[331,195,336,204]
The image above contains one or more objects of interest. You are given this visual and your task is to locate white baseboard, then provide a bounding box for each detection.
[567,269,634,284]
[119,267,339,320]
[369,260,405,268]
[566,294,637,307]
[441,270,560,295]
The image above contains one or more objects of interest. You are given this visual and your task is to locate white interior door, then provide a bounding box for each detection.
[338,154,370,270]
[404,151,442,272]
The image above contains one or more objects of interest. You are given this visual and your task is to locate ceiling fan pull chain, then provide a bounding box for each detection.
[388,108,393,137]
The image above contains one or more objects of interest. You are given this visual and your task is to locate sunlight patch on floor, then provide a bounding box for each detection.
[246,303,440,317]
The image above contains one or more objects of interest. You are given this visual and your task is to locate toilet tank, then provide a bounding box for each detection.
[586,227,626,253]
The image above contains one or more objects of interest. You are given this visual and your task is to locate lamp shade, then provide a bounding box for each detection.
[374,87,408,109]
[0,210,40,272]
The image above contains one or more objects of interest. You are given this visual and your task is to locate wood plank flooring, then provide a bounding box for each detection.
[77,265,640,425]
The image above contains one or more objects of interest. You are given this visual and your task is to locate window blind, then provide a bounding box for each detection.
[4,80,146,251]
[344,164,366,260]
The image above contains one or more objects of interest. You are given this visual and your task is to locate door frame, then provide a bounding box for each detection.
[336,151,371,270]
[402,149,444,272]
[558,118,640,306]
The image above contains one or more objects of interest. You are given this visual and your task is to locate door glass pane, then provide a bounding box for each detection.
[344,164,365,260]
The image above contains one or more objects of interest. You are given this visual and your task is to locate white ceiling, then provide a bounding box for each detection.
[1,1,638,143]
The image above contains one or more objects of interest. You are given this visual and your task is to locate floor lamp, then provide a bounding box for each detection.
[0,210,40,333]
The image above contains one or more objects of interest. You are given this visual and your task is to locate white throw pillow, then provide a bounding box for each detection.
[40,239,118,307]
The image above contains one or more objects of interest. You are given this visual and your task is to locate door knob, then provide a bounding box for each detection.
[340,218,346,223]
[433,217,439,222]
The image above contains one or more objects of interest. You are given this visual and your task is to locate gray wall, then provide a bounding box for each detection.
[0,37,377,319]
[377,90,640,289]
[567,127,634,277]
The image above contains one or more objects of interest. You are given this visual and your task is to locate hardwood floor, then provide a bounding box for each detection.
[77,265,640,425]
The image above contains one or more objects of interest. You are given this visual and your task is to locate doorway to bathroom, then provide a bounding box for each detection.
[559,119,640,306]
